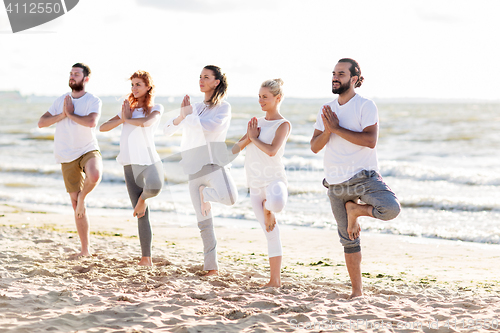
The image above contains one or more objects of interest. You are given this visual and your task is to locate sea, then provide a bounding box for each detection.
[1,94,500,244]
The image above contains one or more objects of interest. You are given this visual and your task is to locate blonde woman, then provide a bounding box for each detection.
[233,79,291,287]
[100,70,164,266]
[164,65,237,276]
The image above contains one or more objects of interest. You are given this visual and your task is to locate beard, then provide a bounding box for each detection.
[69,78,85,92]
[332,80,350,95]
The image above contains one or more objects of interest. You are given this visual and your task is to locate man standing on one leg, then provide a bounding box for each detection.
[310,58,401,298]
[38,63,103,257]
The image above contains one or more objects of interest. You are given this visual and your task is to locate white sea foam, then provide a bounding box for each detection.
[380,160,500,186]
[1,99,499,245]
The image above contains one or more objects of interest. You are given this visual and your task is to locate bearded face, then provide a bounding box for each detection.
[69,76,85,92]
[332,79,351,95]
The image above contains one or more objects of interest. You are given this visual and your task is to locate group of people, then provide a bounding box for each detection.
[38,59,400,297]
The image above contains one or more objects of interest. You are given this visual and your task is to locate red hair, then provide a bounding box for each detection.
[127,70,155,115]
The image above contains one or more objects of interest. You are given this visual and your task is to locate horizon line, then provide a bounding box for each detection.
[1,91,499,103]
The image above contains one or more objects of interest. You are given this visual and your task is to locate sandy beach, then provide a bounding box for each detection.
[1,203,500,333]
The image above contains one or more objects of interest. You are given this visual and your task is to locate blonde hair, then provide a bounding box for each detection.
[261,78,284,98]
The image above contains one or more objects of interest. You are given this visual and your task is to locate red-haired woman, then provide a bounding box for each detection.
[100,70,164,266]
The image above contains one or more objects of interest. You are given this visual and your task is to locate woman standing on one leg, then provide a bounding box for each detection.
[232,79,291,287]
[100,70,164,266]
[164,65,238,276]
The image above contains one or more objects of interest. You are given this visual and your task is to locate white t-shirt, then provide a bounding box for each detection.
[48,92,101,163]
[116,104,164,166]
[245,117,291,188]
[164,101,231,174]
[314,94,379,185]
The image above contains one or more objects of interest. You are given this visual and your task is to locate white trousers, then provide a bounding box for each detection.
[249,180,287,258]
[189,164,238,271]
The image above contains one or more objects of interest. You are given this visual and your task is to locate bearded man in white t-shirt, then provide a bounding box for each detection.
[38,63,103,257]
[311,58,401,298]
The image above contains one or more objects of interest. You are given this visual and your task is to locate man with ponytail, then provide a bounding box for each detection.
[310,58,401,298]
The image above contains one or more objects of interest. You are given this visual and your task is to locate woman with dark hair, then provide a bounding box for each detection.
[232,78,291,287]
[100,70,164,266]
[164,65,237,276]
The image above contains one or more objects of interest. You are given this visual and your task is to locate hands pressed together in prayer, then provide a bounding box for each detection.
[247,117,261,142]
[62,95,74,117]
[180,95,193,119]
[321,105,341,134]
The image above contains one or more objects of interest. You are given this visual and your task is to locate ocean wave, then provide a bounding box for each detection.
[29,133,54,140]
[380,161,500,186]
[287,134,313,144]
[364,226,500,244]
[283,156,323,171]
[29,128,55,141]
[0,163,225,186]
[0,164,60,175]
[0,164,126,183]
[400,198,500,212]
[3,182,38,188]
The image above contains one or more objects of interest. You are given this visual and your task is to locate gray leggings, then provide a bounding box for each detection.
[325,170,401,254]
[124,163,163,257]
[188,164,238,271]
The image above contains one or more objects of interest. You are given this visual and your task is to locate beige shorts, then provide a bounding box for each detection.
[61,150,101,193]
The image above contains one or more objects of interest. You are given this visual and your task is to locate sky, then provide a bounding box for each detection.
[1,0,499,100]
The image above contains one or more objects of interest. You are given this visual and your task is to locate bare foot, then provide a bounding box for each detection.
[133,197,147,218]
[261,281,281,288]
[199,185,211,217]
[138,257,152,266]
[345,201,362,240]
[204,270,218,276]
[347,291,363,299]
[69,250,91,259]
[263,200,276,232]
[75,193,86,219]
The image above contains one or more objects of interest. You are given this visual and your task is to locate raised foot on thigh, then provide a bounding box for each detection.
[75,192,86,219]
[199,185,212,217]
[263,200,276,232]
[345,201,362,240]
[133,197,147,218]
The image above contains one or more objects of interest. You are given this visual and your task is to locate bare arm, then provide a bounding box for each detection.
[248,118,290,157]
[62,95,99,128]
[121,100,162,127]
[310,128,331,153]
[38,111,66,128]
[99,115,124,132]
[231,133,251,155]
[124,111,161,127]
[172,114,185,126]
[66,112,99,128]
[333,121,378,148]
[311,105,378,152]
